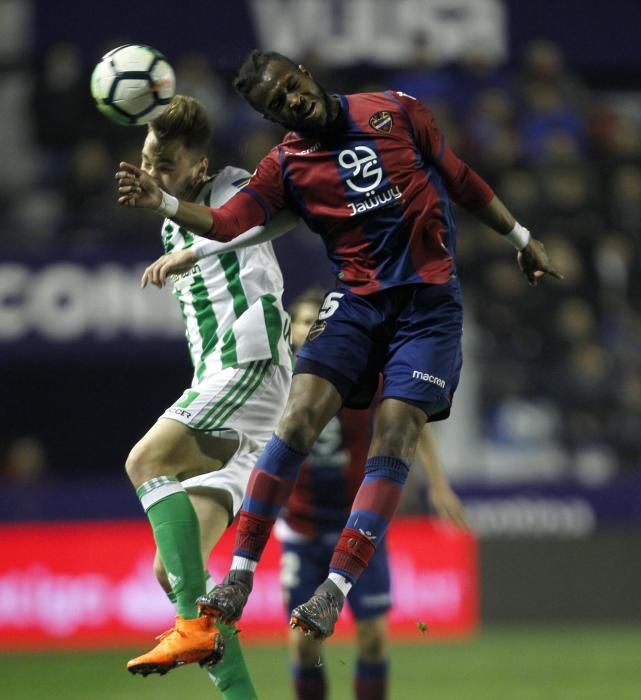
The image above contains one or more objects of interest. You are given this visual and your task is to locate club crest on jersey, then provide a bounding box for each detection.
[307,320,327,341]
[369,111,393,133]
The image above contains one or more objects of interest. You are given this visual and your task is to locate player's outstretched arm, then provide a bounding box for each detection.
[416,425,468,530]
[472,194,564,286]
[397,94,563,287]
[190,209,299,259]
[116,162,216,233]
[116,161,273,241]
[140,209,300,289]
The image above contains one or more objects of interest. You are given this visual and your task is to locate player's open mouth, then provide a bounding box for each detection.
[303,102,316,120]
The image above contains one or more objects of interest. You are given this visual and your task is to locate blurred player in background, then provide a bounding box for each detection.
[278,288,467,700]
[116,49,561,642]
[122,95,296,699]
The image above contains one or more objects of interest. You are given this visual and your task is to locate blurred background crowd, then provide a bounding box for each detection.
[1,0,640,516]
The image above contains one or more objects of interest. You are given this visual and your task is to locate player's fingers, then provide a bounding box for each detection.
[115,171,141,185]
[118,183,141,194]
[116,177,139,189]
[142,262,158,288]
[159,261,174,287]
[524,268,537,286]
[118,161,141,175]
[155,263,167,288]
[150,263,163,288]
[543,265,564,280]
[156,261,170,288]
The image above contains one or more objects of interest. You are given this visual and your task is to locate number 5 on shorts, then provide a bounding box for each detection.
[318,291,344,320]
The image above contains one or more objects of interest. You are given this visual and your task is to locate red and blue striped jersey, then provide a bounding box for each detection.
[208,91,494,295]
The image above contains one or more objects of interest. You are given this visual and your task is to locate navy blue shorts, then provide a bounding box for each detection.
[295,280,463,419]
[280,536,391,621]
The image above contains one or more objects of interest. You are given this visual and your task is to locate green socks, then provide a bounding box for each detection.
[165,573,258,699]
[206,619,258,700]
[204,574,258,699]
[141,478,258,700]
[137,476,205,619]
[167,588,258,700]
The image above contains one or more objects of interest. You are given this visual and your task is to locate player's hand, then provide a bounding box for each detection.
[428,482,469,530]
[517,238,564,286]
[141,249,197,289]
[115,162,162,210]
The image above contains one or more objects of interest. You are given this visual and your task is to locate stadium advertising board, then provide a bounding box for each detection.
[0,518,477,648]
[0,256,184,361]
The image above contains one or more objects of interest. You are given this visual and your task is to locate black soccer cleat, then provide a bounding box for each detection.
[289,579,345,640]
[197,569,254,625]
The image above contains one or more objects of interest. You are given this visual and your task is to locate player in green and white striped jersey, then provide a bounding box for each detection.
[123,96,296,697]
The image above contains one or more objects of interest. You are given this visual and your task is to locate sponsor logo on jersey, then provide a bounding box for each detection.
[307,320,327,341]
[338,145,383,193]
[347,184,402,216]
[369,110,393,133]
[298,142,321,155]
[412,370,445,388]
[170,263,200,284]
[166,407,193,418]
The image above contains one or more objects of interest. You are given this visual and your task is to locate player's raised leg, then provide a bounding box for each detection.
[125,418,234,674]
[197,373,342,622]
[290,398,424,638]
[147,488,259,698]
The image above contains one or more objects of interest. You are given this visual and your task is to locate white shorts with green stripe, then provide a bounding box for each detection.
[162,360,291,515]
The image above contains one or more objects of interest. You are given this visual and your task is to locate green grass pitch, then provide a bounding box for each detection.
[3,625,641,699]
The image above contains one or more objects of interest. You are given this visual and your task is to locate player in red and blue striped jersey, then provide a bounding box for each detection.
[277,288,467,700]
[117,49,561,643]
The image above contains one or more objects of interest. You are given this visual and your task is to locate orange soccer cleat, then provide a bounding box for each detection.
[127,615,225,676]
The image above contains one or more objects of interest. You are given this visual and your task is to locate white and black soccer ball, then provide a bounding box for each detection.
[90,44,176,125]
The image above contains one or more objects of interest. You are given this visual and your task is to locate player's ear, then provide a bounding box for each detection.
[298,64,311,79]
[197,157,208,179]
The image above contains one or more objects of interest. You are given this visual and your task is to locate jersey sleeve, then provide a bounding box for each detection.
[205,147,288,242]
[393,91,494,211]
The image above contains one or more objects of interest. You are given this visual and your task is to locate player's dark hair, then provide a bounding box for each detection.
[233,49,299,103]
[289,287,327,320]
[150,95,211,154]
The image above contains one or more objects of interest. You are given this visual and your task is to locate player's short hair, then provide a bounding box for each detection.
[149,95,211,155]
[289,287,327,320]
[233,49,299,104]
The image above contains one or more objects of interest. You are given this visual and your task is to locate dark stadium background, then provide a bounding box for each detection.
[1,1,640,698]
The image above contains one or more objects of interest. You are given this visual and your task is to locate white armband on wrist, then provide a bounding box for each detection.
[505,222,531,250]
[156,190,179,218]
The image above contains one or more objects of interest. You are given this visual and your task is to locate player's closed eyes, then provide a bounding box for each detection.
[271,81,300,112]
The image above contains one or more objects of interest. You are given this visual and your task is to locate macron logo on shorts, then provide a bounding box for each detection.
[412,370,445,388]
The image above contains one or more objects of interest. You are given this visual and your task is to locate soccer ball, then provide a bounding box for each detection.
[90,44,176,125]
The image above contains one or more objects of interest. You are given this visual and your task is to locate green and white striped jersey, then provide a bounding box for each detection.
[161,166,293,381]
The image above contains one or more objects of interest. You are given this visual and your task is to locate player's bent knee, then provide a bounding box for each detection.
[277,403,325,452]
[371,409,425,461]
[125,440,172,485]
